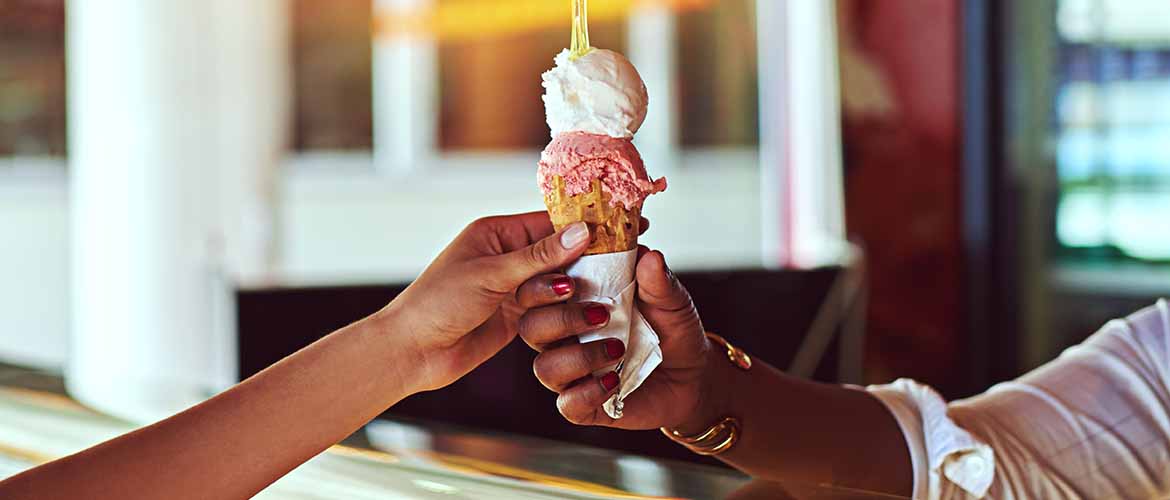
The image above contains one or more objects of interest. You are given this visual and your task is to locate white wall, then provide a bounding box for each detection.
[0,169,69,369]
[278,152,762,286]
[0,153,761,370]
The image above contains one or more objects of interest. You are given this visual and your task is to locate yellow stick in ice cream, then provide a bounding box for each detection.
[569,0,592,60]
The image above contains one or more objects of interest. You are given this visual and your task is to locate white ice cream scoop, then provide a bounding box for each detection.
[541,48,649,139]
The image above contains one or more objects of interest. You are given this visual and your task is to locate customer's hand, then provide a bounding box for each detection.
[516,248,716,430]
[378,212,591,392]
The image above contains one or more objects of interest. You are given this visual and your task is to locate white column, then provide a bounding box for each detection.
[206,0,290,391]
[209,0,289,286]
[67,0,287,421]
[757,0,789,268]
[757,0,846,269]
[790,0,846,268]
[373,0,438,174]
[628,5,679,174]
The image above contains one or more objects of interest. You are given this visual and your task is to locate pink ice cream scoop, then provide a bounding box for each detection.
[537,131,667,209]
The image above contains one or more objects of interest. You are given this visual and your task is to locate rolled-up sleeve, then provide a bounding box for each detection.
[868,380,994,499]
[863,299,1170,499]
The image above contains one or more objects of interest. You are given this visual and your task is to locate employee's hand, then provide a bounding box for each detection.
[381,212,590,392]
[515,248,715,430]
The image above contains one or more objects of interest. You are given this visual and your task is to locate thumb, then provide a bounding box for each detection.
[482,222,590,292]
[635,249,702,337]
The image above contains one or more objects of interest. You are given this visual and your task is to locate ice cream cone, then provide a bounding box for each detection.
[544,176,641,255]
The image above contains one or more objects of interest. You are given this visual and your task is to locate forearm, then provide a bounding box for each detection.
[678,349,912,496]
[1,308,417,500]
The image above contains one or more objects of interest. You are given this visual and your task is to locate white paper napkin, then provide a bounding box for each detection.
[565,249,662,419]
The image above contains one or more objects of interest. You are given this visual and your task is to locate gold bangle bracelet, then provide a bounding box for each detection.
[660,417,741,456]
[705,332,752,371]
[659,333,751,456]
[662,417,733,444]
[698,422,739,456]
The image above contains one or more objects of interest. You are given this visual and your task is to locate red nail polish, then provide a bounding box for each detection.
[604,339,625,360]
[551,277,573,296]
[600,372,620,392]
[584,304,609,326]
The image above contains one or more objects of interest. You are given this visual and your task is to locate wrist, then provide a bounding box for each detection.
[365,304,431,396]
[673,341,736,435]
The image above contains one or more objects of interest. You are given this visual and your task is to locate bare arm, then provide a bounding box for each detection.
[0,212,593,500]
[1,312,415,499]
[678,348,912,495]
[516,248,912,497]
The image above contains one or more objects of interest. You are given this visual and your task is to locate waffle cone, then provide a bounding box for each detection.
[544,177,641,255]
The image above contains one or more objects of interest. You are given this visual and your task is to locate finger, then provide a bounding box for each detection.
[514,211,557,243]
[472,212,557,252]
[516,274,574,309]
[454,311,517,376]
[556,372,620,426]
[480,222,590,293]
[518,302,610,349]
[636,250,691,312]
[636,250,702,336]
[533,339,625,391]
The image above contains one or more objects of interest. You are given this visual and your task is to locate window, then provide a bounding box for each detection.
[677,0,758,147]
[281,0,812,279]
[1054,0,1170,261]
[292,0,760,157]
[0,0,66,158]
[436,7,627,151]
[292,0,373,151]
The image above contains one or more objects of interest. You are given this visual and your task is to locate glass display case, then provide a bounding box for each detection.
[1054,0,1170,262]
[992,0,1170,372]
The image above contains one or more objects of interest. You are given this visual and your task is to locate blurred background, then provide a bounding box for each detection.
[1,0,1168,462]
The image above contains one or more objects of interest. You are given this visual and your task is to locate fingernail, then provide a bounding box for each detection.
[551,277,573,296]
[604,339,625,360]
[560,222,589,249]
[600,372,620,392]
[584,304,609,326]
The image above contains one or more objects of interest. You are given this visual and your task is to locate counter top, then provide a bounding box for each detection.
[0,365,904,499]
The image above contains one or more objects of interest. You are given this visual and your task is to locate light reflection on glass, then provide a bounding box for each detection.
[1054,0,1170,261]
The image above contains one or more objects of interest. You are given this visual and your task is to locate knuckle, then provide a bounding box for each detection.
[581,342,606,370]
[579,343,607,372]
[664,305,701,332]
[532,355,556,388]
[527,239,556,267]
[467,216,494,233]
[474,260,512,296]
[516,312,537,343]
[561,305,584,332]
[665,270,686,296]
[557,396,589,425]
[564,349,591,378]
[662,286,695,315]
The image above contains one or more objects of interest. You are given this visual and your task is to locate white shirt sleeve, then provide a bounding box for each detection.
[865,299,1170,499]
